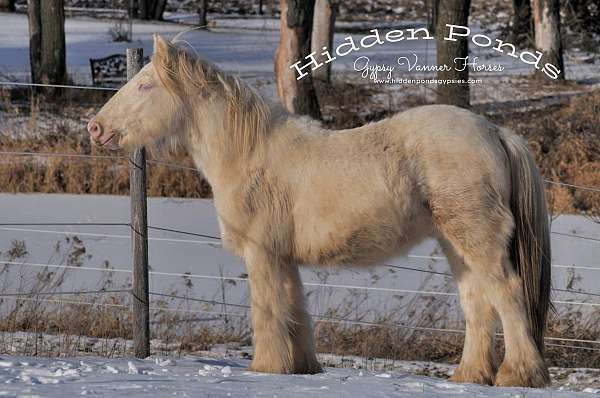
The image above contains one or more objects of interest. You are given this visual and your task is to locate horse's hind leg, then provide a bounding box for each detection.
[433,185,548,387]
[490,255,549,387]
[437,221,548,386]
[440,239,497,385]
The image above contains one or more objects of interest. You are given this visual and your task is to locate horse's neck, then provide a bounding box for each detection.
[185,98,266,197]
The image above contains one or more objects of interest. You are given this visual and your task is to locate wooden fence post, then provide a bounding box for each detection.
[127,48,150,359]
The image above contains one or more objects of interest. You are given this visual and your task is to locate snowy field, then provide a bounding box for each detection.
[1,352,600,397]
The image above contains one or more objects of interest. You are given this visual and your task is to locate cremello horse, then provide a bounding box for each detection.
[88,35,551,388]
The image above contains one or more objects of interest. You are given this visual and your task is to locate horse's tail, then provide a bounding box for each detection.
[498,129,552,354]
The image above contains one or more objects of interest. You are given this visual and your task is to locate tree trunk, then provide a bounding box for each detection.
[39,0,66,86]
[198,0,208,27]
[0,0,15,11]
[138,0,148,19]
[138,0,166,20]
[27,0,42,84]
[28,0,67,88]
[532,0,564,80]
[511,0,533,45]
[429,0,439,35]
[435,0,470,108]
[311,0,335,82]
[153,0,167,20]
[275,0,321,119]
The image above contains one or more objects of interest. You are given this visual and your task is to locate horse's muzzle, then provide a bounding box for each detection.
[87,119,116,147]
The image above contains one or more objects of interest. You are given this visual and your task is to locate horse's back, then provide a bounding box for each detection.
[391,104,512,200]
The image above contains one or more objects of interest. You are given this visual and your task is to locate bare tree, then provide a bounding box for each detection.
[532,0,564,80]
[429,0,439,35]
[510,0,533,45]
[27,0,42,84]
[275,0,321,119]
[435,0,471,108]
[311,0,336,82]
[138,0,167,20]
[0,0,15,11]
[27,0,66,87]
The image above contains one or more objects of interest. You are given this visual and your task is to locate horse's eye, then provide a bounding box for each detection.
[138,82,153,91]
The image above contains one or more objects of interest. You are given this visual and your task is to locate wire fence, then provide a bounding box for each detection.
[1,79,600,356]
[2,257,600,307]
[2,290,599,352]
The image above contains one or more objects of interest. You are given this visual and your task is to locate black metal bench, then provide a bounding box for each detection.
[90,54,150,87]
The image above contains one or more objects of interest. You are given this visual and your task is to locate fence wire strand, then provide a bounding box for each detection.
[0,289,130,297]
[0,81,119,91]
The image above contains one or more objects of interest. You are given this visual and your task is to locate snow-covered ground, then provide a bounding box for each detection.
[1,330,600,396]
[1,352,600,397]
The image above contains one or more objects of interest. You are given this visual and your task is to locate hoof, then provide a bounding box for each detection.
[494,361,550,388]
[248,358,322,375]
[296,359,323,374]
[450,366,495,385]
[248,357,291,374]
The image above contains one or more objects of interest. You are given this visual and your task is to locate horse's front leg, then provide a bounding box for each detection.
[245,247,318,373]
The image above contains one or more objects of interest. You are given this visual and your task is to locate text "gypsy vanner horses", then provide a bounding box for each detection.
[88,34,552,388]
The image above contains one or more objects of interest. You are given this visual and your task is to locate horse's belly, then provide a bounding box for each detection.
[294,204,430,266]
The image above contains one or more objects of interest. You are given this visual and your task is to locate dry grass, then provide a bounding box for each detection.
[487,90,600,216]
[0,141,211,198]
[0,86,211,198]
[313,311,600,369]
[0,239,249,357]
[310,265,600,368]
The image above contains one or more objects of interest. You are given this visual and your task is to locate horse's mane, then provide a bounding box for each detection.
[153,40,271,157]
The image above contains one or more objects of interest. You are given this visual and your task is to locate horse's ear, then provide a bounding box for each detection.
[152,34,179,93]
[153,34,171,60]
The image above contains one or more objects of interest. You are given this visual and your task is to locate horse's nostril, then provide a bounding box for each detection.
[87,120,102,139]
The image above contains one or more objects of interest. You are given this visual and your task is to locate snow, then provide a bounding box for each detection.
[0,353,598,397]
